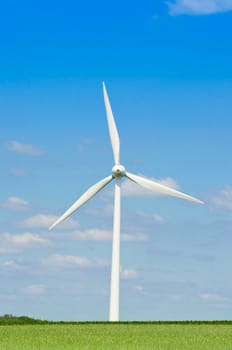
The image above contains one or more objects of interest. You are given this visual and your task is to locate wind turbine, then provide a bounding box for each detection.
[49,82,204,321]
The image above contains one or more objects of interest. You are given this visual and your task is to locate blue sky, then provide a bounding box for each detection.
[1,0,232,321]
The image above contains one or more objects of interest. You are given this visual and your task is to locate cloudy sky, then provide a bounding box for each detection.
[1,0,232,321]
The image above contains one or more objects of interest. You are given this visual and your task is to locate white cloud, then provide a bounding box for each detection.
[23,284,47,295]
[152,213,166,224]
[2,260,26,270]
[134,285,147,295]
[9,168,28,177]
[6,140,43,156]
[120,267,138,279]
[70,228,112,240]
[19,214,80,230]
[135,211,166,224]
[77,138,94,153]
[122,176,180,197]
[0,232,51,253]
[66,228,148,241]
[1,196,30,211]
[121,233,148,241]
[7,233,50,246]
[208,186,232,211]
[200,293,232,303]
[42,254,108,268]
[168,0,232,16]
[86,204,113,217]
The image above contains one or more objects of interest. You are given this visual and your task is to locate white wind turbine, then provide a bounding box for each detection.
[49,82,204,321]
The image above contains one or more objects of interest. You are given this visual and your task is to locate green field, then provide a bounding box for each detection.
[0,323,232,350]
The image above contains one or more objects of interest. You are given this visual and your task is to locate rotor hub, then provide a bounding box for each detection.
[112,164,126,178]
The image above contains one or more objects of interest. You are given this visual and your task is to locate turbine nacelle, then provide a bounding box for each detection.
[112,164,126,178]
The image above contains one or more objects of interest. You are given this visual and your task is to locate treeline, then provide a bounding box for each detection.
[0,314,49,325]
[0,315,232,325]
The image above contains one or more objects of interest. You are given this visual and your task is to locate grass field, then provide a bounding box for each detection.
[0,323,232,350]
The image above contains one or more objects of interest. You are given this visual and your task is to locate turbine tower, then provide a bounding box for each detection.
[49,82,204,321]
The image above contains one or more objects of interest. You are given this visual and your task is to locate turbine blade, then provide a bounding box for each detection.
[49,175,113,230]
[125,172,204,204]
[103,82,120,165]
